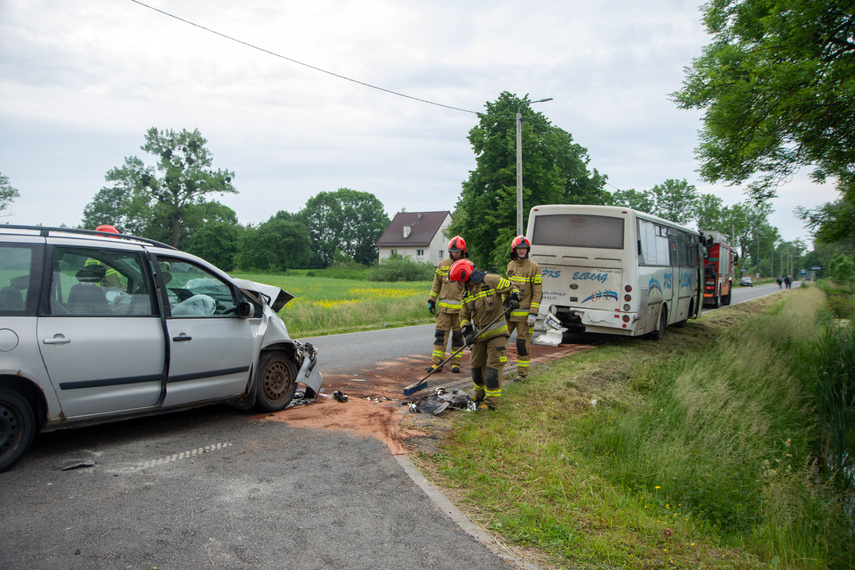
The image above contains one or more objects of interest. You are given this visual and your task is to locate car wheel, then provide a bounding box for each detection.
[254,351,297,412]
[0,388,36,473]
[647,305,667,340]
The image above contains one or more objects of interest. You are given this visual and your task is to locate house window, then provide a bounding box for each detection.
[439,250,444,259]
[391,249,397,256]
[417,249,424,257]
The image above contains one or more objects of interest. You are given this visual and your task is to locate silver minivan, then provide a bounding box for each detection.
[0,226,322,472]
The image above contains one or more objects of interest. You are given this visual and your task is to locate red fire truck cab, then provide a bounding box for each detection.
[702,231,738,308]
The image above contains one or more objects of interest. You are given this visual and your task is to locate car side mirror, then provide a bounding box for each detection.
[237,301,254,318]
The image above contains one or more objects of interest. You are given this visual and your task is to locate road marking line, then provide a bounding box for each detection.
[130,442,233,471]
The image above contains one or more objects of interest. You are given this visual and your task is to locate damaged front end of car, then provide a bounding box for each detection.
[234,279,323,405]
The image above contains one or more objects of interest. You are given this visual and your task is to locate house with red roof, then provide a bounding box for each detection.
[375,211,452,266]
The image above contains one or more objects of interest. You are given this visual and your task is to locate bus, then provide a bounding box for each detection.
[526,204,705,339]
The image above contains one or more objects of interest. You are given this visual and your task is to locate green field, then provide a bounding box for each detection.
[231,272,434,336]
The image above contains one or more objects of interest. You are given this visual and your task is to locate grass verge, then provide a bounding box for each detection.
[404,288,854,569]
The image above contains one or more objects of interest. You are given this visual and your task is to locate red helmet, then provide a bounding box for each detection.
[95,224,120,237]
[447,236,466,253]
[448,259,474,283]
[511,235,530,250]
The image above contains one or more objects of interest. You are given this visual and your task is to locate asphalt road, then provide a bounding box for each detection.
[0,405,519,569]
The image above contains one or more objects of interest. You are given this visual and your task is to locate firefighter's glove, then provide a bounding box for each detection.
[527,314,537,326]
[427,299,436,315]
[461,324,476,346]
[504,291,521,311]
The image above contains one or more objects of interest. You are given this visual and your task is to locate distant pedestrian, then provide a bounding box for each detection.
[776,275,783,289]
[784,275,792,289]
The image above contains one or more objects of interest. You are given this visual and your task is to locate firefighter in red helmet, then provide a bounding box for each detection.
[426,236,468,374]
[449,258,520,410]
[506,235,542,382]
[85,224,123,288]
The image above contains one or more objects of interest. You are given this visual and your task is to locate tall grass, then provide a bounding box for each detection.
[427,287,854,568]
[231,272,432,336]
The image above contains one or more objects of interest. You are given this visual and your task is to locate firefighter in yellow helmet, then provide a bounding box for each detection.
[506,235,542,382]
[449,258,520,411]
[426,236,467,374]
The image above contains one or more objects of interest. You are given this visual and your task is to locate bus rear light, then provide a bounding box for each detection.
[623,304,631,312]
[622,315,630,323]
[624,294,631,302]
[624,285,632,292]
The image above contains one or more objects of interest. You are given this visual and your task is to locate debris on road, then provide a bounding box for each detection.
[410,388,476,415]
[333,390,348,403]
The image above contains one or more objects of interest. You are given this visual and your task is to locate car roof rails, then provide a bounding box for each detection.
[0,224,176,250]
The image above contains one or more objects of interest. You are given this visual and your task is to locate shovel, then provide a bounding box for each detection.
[403,305,512,396]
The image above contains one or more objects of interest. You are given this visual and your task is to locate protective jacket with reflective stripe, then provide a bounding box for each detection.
[459,274,519,341]
[428,257,462,313]
[506,258,542,322]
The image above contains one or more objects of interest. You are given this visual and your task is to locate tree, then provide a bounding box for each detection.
[798,194,855,248]
[450,92,608,267]
[89,128,237,247]
[236,213,312,272]
[829,254,854,285]
[0,172,20,216]
[612,188,655,214]
[694,193,725,233]
[649,179,699,225]
[673,0,855,207]
[186,221,243,271]
[299,189,390,267]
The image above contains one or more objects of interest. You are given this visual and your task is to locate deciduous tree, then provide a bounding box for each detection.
[0,172,20,216]
[673,0,855,210]
[299,189,389,267]
[85,128,237,247]
[450,92,608,267]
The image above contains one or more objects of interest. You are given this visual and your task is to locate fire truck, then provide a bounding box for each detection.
[701,231,737,308]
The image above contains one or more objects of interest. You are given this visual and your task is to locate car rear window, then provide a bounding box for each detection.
[0,245,37,315]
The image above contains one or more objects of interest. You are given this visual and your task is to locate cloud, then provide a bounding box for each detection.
[0,0,842,245]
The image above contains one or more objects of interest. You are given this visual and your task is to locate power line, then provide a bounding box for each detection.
[128,0,481,115]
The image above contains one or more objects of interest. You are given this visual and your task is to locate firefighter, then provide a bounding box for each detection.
[449,258,520,411]
[505,235,542,382]
[426,236,467,374]
[85,224,124,289]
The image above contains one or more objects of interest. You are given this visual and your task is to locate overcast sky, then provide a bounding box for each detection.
[0,0,840,246]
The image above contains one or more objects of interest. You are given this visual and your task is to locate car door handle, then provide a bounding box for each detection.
[43,335,71,345]
[172,334,192,342]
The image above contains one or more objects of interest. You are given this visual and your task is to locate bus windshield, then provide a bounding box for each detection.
[531,214,624,249]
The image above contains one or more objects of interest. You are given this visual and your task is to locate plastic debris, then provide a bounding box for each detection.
[409,387,476,415]
[333,390,348,403]
[533,310,567,347]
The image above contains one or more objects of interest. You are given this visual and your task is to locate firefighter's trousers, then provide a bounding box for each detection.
[506,320,533,380]
[432,311,463,367]
[470,334,507,408]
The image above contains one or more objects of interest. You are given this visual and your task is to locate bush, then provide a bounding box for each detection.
[366,253,434,282]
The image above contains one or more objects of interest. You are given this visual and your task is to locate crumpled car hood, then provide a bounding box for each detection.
[232,278,294,313]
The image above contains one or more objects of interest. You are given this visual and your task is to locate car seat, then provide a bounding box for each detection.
[67,265,111,314]
[0,275,29,311]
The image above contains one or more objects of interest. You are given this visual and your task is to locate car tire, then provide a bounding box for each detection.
[254,351,297,412]
[0,388,36,473]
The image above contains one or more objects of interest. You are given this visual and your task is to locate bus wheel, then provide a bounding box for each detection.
[647,305,667,340]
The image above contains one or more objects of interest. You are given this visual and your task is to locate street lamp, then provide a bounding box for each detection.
[516,97,553,236]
